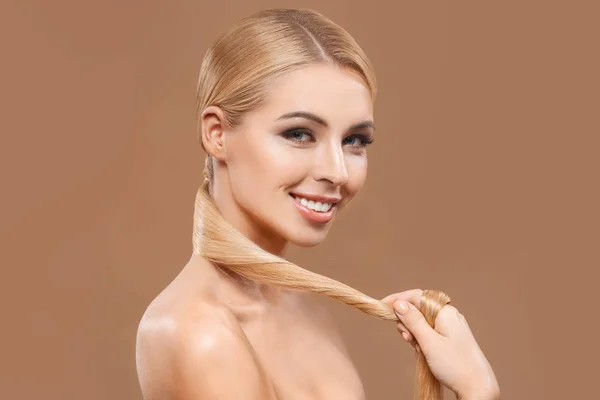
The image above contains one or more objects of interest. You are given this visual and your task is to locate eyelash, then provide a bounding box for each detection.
[282,128,374,148]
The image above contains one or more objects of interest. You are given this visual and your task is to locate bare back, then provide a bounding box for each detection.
[136,256,365,399]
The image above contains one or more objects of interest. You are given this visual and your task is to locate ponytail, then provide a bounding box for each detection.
[193,173,451,399]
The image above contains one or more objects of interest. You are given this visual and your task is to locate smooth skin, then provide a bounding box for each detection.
[136,64,499,400]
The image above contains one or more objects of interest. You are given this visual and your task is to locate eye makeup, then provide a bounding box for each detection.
[281,128,374,148]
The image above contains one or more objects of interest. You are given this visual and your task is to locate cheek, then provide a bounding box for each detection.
[227,134,307,195]
[260,143,310,187]
[344,155,368,197]
[347,155,367,188]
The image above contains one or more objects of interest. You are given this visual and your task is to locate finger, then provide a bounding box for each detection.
[401,331,410,342]
[393,299,439,352]
[406,332,418,349]
[398,328,418,350]
[396,322,414,343]
[406,333,419,351]
[433,305,473,338]
[381,289,424,309]
[412,338,419,350]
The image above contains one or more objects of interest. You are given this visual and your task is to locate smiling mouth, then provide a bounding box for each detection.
[289,194,337,224]
[289,194,338,213]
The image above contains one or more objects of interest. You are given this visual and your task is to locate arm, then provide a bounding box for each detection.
[171,318,277,400]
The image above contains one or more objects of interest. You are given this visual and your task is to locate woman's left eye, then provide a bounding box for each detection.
[282,128,314,144]
[343,134,374,148]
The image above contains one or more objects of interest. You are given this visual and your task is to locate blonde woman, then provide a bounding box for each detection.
[136,9,499,400]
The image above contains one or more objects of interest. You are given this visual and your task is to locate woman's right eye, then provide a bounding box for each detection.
[282,128,315,144]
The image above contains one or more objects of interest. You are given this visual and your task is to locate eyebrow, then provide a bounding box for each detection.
[276,111,375,132]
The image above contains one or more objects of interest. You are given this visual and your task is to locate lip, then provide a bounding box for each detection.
[290,194,337,224]
[289,192,342,204]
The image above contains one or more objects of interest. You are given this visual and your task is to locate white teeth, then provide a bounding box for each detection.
[294,196,334,212]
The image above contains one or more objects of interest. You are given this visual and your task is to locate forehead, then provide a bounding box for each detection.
[250,64,373,125]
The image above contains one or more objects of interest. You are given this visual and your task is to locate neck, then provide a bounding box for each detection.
[197,178,287,301]
[187,253,284,304]
[217,264,284,303]
[210,178,288,257]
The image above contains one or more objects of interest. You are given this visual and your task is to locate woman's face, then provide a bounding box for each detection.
[216,63,374,248]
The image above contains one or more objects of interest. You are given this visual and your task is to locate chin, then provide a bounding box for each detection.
[291,237,326,248]
[287,228,331,247]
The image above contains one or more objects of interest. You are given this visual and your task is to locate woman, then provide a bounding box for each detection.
[136,8,500,400]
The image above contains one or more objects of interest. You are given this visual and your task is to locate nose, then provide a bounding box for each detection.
[313,142,349,186]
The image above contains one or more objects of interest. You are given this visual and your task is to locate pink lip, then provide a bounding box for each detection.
[290,192,341,203]
[290,195,337,224]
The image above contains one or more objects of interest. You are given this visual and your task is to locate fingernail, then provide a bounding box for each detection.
[394,301,409,316]
[402,332,409,342]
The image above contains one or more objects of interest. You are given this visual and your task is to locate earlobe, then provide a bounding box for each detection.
[200,106,227,161]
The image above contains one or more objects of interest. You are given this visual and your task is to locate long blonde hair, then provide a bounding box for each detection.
[193,8,450,400]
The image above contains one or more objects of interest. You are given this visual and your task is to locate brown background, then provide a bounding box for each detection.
[2,1,598,399]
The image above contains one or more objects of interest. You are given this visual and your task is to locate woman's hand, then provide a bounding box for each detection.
[381,290,500,400]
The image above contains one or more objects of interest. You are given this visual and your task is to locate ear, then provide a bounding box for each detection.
[200,106,229,161]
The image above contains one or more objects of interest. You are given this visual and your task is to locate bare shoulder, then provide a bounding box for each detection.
[136,282,276,399]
